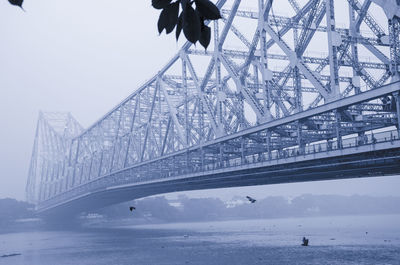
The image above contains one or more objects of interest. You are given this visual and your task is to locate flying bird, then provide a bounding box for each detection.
[8,0,24,10]
[246,196,256,203]
[129,206,136,211]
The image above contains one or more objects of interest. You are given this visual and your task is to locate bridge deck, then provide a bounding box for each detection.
[37,134,400,215]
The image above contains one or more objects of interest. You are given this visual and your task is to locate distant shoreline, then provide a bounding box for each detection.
[2,195,400,233]
[3,213,400,234]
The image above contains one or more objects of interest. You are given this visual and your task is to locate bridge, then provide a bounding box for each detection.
[26,0,400,216]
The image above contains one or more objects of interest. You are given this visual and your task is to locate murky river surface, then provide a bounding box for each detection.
[0,215,399,265]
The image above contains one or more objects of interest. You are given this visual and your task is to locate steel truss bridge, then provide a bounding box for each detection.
[27,0,400,216]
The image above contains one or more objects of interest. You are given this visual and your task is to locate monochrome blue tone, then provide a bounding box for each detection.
[25,0,400,217]
[1,215,400,265]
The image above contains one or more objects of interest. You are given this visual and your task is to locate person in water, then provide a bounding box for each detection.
[302,237,309,246]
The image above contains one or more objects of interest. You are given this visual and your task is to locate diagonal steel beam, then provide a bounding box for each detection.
[182,53,220,135]
[159,79,187,146]
[140,81,159,162]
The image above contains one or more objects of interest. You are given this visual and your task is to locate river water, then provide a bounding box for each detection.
[0,215,399,265]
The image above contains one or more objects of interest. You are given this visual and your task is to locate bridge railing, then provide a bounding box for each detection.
[213,129,399,168]
[37,128,399,211]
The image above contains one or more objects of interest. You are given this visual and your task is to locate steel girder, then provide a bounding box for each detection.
[27,0,400,210]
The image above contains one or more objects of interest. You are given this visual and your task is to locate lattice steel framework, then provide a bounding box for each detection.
[27,0,400,209]
[26,112,83,204]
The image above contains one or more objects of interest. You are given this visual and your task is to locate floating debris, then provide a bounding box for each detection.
[1,253,21,258]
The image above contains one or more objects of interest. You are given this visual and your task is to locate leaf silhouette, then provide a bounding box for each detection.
[180,0,189,12]
[158,9,168,34]
[8,0,24,9]
[158,2,179,34]
[152,0,221,48]
[166,2,180,34]
[183,4,201,43]
[152,0,172,10]
[199,24,211,49]
[176,13,183,40]
[194,0,221,20]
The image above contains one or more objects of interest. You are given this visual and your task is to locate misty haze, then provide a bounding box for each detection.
[1,0,400,264]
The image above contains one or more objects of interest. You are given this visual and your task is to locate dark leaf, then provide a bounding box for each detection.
[183,4,201,43]
[152,0,172,10]
[158,2,180,34]
[176,13,183,40]
[180,0,190,12]
[194,0,221,20]
[158,9,168,34]
[199,25,211,49]
[166,2,180,34]
[8,0,24,9]
[196,9,205,24]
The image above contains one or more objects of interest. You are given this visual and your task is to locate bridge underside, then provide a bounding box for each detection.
[38,144,400,218]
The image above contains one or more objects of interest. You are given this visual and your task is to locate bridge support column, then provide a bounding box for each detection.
[199,147,204,171]
[41,161,49,201]
[348,1,361,95]
[172,155,176,176]
[259,0,272,119]
[335,110,342,149]
[87,156,93,182]
[297,121,304,154]
[394,91,400,136]
[110,110,123,174]
[266,129,271,160]
[60,161,66,192]
[389,17,400,78]
[64,167,69,191]
[71,139,80,187]
[97,151,104,178]
[186,150,190,173]
[241,137,245,165]
[219,143,224,168]
[158,159,162,177]
[325,0,340,100]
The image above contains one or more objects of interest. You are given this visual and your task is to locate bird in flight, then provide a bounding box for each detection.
[129,206,136,211]
[246,196,256,203]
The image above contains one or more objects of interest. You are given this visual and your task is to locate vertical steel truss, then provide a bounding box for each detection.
[28,0,400,208]
[26,112,83,204]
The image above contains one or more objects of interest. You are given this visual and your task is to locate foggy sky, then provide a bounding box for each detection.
[0,0,399,201]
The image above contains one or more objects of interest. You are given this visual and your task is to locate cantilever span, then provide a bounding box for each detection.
[27,0,400,216]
